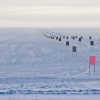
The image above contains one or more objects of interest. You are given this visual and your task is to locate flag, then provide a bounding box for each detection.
[66,36,68,39]
[59,38,61,41]
[90,41,94,45]
[66,41,69,46]
[79,38,81,42]
[90,56,95,65]
[56,36,58,40]
[73,46,76,52]
[89,36,92,39]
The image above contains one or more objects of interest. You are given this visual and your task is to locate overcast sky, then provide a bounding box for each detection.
[0,0,100,28]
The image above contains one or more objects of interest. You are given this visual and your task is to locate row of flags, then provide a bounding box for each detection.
[40,29,96,73]
[40,29,94,46]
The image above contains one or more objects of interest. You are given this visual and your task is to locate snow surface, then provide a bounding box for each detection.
[0,28,100,100]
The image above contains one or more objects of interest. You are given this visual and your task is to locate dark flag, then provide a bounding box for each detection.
[66,36,69,39]
[59,38,61,41]
[52,37,54,39]
[73,46,76,52]
[81,36,83,39]
[63,36,65,39]
[56,36,58,40]
[66,41,69,46]
[79,38,81,42]
[73,37,75,40]
[72,46,77,57]
[90,41,94,45]
[89,36,92,39]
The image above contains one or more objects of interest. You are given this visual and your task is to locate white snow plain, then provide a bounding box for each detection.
[0,28,100,100]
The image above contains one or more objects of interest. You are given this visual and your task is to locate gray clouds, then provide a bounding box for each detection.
[0,0,100,7]
[0,0,100,27]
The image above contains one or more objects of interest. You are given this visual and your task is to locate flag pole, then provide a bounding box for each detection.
[89,64,90,73]
[94,64,95,73]
[76,52,77,57]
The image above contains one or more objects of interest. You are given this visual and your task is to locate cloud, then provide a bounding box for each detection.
[0,20,100,28]
[0,6,100,21]
[0,0,100,27]
[0,0,100,7]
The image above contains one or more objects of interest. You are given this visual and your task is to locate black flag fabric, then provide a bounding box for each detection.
[56,36,58,40]
[89,36,92,39]
[79,38,81,42]
[73,46,76,52]
[66,41,69,46]
[59,38,61,41]
[66,36,69,39]
[90,41,94,45]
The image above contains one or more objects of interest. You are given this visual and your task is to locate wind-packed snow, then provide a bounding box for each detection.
[0,28,100,100]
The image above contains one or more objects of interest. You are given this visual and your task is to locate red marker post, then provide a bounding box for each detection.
[89,56,96,73]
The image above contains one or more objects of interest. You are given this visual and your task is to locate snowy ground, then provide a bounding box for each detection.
[0,28,100,100]
[0,95,100,100]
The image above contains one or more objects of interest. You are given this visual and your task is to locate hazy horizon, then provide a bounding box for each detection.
[0,28,100,39]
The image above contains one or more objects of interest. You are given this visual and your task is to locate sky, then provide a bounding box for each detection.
[0,0,100,28]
